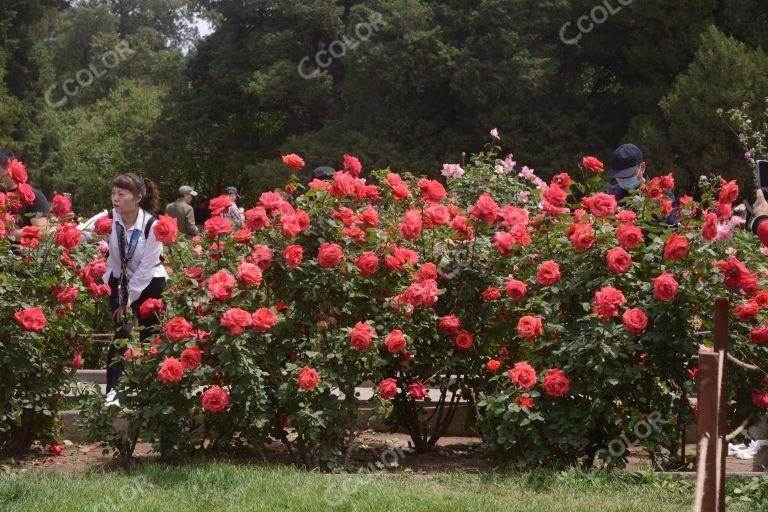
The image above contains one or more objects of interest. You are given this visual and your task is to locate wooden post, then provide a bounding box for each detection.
[695,297,728,512]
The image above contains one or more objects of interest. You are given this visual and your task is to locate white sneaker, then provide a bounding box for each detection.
[105,390,120,407]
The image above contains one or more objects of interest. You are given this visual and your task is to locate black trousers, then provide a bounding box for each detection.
[106,275,166,393]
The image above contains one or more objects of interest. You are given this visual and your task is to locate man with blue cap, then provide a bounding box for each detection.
[222,186,244,222]
[605,143,677,224]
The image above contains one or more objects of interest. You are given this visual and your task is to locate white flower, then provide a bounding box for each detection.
[490,128,500,140]
[494,165,505,174]
[441,163,465,179]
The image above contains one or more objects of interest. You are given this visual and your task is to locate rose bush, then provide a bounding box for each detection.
[0,162,105,455]
[78,144,768,470]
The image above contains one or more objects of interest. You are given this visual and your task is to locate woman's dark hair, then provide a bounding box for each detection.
[113,173,160,214]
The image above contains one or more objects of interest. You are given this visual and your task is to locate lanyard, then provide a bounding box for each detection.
[115,211,144,306]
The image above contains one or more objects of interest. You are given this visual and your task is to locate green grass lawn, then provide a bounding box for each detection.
[1,462,766,511]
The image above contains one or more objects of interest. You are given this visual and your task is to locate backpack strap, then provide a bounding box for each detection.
[144,215,156,240]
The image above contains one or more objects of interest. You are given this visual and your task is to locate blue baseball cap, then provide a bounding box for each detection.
[225,186,240,198]
[609,144,644,179]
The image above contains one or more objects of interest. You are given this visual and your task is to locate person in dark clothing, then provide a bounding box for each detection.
[0,148,50,229]
[752,189,768,246]
[605,143,678,225]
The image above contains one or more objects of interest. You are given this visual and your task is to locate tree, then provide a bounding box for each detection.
[638,26,768,192]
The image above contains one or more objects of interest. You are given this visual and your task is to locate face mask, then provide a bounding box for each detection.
[616,176,641,190]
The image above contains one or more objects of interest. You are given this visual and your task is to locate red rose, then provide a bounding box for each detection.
[408,381,428,400]
[543,185,567,208]
[453,330,474,350]
[487,359,501,372]
[245,207,270,230]
[517,315,543,340]
[482,287,501,301]
[14,306,46,333]
[734,302,759,321]
[355,251,379,277]
[18,226,40,248]
[663,233,689,260]
[752,291,768,307]
[385,246,419,272]
[702,212,718,241]
[470,193,500,224]
[220,307,253,335]
[162,316,194,341]
[280,213,303,238]
[417,179,446,202]
[329,171,356,197]
[283,245,303,268]
[582,156,604,173]
[622,308,648,334]
[660,173,675,190]
[713,258,757,293]
[238,260,263,286]
[204,216,233,238]
[438,315,461,335]
[385,329,407,353]
[157,356,184,383]
[582,193,616,218]
[94,215,113,235]
[551,172,571,189]
[209,195,234,216]
[349,321,375,350]
[298,366,320,391]
[593,286,627,319]
[89,258,107,281]
[399,209,423,239]
[153,214,178,244]
[493,231,516,256]
[359,204,379,227]
[201,386,229,413]
[8,159,27,183]
[399,279,439,307]
[184,266,205,285]
[541,368,570,398]
[537,260,560,286]
[508,362,537,390]
[249,245,273,270]
[282,153,305,170]
[208,270,236,301]
[752,388,768,409]
[515,396,534,408]
[717,201,731,220]
[378,378,398,399]
[51,194,72,217]
[718,179,739,204]
[499,205,529,228]
[317,243,343,268]
[606,247,632,274]
[139,298,165,319]
[616,224,643,249]
[749,324,768,344]
[258,191,286,212]
[652,272,679,301]
[343,154,362,176]
[55,285,79,304]
[569,222,595,251]
[505,278,527,301]
[615,210,637,224]
[181,346,202,370]
[252,308,278,332]
[424,204,451,226]
[414,262,437,282]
